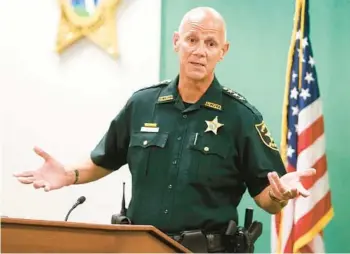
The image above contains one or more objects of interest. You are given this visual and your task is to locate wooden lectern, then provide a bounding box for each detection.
[1,217,191,253]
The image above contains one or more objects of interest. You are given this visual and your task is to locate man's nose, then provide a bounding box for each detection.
[193,42,206,57]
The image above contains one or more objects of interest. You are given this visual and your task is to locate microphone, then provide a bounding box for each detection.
[64,196,86,221]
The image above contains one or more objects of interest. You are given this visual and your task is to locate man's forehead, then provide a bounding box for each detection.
[185,28,221,38]
[185,16,222,30]
[182,22,224,39]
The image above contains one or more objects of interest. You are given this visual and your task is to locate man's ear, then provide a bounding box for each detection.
[173,32,180,52]
[219,42,230,60]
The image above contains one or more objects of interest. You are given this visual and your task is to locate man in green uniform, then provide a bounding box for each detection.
[14,6,315,252]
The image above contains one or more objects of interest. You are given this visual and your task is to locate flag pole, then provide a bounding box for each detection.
[276,0,302,253]
[298,0,306,90]
[280,0,302,166]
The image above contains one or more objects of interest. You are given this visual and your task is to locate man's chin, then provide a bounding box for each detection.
[185,71,207,81]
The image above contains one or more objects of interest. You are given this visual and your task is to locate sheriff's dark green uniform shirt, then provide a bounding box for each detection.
[91,75,286,234]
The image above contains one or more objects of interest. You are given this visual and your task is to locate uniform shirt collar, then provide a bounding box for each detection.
[156,75,223,112]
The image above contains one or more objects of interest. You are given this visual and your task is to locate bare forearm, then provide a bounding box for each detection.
[65,159,112,186]
[254,186,288,214]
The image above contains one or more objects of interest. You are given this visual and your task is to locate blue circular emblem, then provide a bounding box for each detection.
[71,0,99,17]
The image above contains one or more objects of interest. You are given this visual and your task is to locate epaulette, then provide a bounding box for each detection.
[134,79,172,93]
[222,86,261,116]
[159,79,172,85]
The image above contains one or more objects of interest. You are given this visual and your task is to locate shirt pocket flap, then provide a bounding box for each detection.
[190,134,230,159]
[130,132,169,148]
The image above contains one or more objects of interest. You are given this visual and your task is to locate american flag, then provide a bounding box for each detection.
[271,0,334,253]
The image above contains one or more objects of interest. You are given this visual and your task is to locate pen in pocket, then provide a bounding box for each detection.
[194,133,198,145]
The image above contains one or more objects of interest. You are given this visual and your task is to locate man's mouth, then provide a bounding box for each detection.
[190,62,205,67]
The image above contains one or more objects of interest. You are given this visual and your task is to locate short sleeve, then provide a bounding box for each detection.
[90,105,130,171]
[239,114,287,197]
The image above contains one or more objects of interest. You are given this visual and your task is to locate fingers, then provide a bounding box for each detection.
[268,172,288,196]
[43,185,51,192]
[268,172,301,200]
[33,180,51,192]
[268,172,287,200]
[268,174,281,198]
[267,173,281,198]
[33,146,52,161]
[296,183,310,197]
[15,177,52,191]
[17,176,36,184]
[33,180,46,189]
[13,171,37,185]
[285,188,298,199]
[13,171,34,177]
[268,169,312,201]
[282,185,309,199]
[297,168,316,178]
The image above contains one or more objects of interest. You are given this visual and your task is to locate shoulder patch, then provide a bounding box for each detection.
[134,79,172,93]
[255,121,279,151]
[222,86,261,116]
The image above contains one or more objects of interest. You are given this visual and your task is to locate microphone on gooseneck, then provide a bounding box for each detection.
[64,196,86,221]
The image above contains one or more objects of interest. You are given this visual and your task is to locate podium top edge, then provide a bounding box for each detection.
[1,217,155,232]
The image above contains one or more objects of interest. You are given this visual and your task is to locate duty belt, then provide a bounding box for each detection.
[168,230,225,253]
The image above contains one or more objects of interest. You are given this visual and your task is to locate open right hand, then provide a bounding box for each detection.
[13,147,70,192]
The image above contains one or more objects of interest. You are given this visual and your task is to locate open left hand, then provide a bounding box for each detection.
[268,168,316,201]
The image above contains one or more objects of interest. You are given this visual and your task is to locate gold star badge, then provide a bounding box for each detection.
[205,116,224,135]
[56,0,121,58]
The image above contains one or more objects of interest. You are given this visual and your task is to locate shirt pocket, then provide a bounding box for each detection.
[128,132,169,177]
[188,133,231,183]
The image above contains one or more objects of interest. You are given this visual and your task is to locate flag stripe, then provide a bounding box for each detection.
[298,115,324,154]
[299,233,325,253]
[271,215,278,253]
[298,98,323,134]
[287,164,296,173]
[299,243,313,253]
[308,233,325,253]
[285,208,333,253]
[301,155,327,190]
[296,133,325,171]
[295,172,330,221]
[284,229,294,253]
[282,163,329,252]
[294,191,332,239]
[293,208,334,252]
[281,202,295,253]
